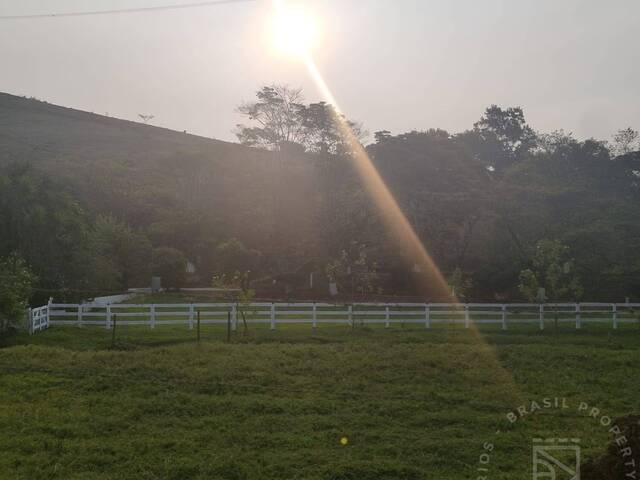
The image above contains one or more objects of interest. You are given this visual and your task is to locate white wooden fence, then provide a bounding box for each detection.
[28,302,640,334]
[28,305,50,334]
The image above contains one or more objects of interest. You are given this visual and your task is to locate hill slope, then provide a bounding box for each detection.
[0,92,323,265]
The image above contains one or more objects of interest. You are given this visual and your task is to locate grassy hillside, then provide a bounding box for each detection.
[0,93,326,278]
[1,325,638,479]
[0,92,320,235]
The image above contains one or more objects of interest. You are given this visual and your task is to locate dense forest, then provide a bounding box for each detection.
[1,89,639,306]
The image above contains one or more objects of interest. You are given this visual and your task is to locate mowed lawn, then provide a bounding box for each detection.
[0,324,638,480]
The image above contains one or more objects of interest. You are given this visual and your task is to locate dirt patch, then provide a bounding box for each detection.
[582,415,640,480]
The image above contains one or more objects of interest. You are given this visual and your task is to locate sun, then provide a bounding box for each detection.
[270,1,317,58]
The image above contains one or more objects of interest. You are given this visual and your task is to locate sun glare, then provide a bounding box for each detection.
[268,1,454,302]
[271,1,317,58]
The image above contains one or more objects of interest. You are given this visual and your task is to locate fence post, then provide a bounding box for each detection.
[77,304,83,328]
[575,303,581,329]
[424,304,431,329]
[312,303,317,329]
[27,307,33,335]
[385,306,390,329]
[150,304,156,329]
[539,304,544,330]
[47,298,52,330]
[348,304,353,327]
[111,313,117,347]
[227,310,231,341]
[501,305,507,331]
[231,304,237,331]
[197,309,201,344]
[106,304,112,330]
[270,303,276,331]
[612,304,618,330]
[464,304,470,329]
[189,304,194,330]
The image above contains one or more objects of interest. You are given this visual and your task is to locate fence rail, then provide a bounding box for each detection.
[28,302,640,334]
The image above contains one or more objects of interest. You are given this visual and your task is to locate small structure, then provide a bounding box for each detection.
[151,276,162,292]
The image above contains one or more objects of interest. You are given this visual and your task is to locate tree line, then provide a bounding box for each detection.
[233,85,640,302]
[1,87,639,331]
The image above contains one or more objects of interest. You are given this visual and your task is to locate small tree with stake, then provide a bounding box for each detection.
[518,239,583,331]
[212,271,255,336]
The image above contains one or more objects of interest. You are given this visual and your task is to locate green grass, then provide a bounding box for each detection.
[1,324,638,479]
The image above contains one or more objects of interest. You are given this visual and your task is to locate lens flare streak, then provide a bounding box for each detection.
[304,54,454,301]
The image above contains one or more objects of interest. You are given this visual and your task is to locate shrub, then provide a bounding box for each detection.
[0,253,36,333]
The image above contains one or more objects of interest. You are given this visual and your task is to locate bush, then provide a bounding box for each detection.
[0,253,36,333]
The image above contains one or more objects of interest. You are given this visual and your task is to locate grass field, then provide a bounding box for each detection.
[1,324,638,479]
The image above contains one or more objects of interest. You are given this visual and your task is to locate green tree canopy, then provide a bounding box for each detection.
[0,253,36,333]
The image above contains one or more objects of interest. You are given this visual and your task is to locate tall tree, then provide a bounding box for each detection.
[301,101,365,156]
[236,85,307,150]
[611,127,639,157]
[236,85,365,155]
[472,105,537,169]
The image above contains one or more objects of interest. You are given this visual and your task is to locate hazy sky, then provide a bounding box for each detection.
[1,0,638,143]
